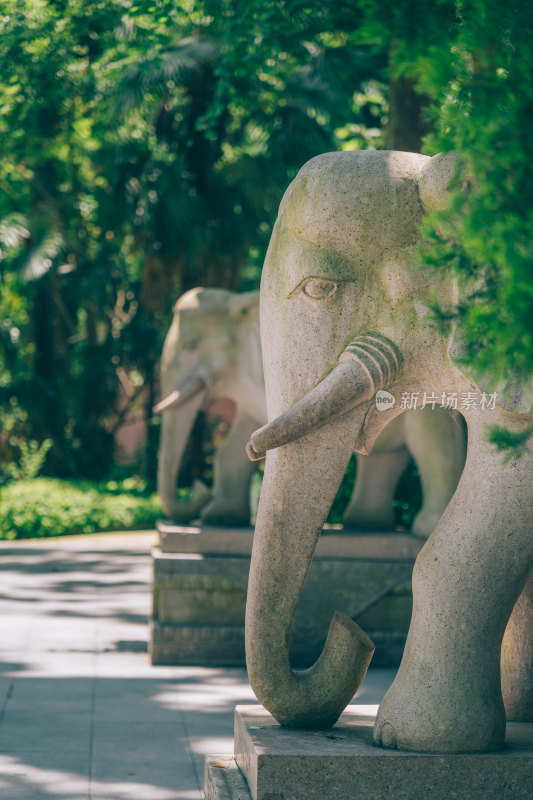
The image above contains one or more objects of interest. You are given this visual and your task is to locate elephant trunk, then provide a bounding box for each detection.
[247,333,401,461]
[157,390,211,522]
[245,333,402,727]
[246,413,375,728]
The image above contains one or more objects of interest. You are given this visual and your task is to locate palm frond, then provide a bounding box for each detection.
[116,36,217,114]
[0,214,30,257]
[285,65,332,110]
[17,229,64,283]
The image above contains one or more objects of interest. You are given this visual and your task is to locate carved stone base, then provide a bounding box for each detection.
[203,706,533,800]
[150,522,423,667]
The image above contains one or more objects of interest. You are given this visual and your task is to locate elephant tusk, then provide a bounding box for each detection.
[153,373,209,415]
[247,332,402,460]
[246,359,374,461]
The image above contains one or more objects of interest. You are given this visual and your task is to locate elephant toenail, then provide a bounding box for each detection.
[380,722,398,749]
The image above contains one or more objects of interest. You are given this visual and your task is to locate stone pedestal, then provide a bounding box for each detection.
[203,705,533,800]
[150,521,423,667]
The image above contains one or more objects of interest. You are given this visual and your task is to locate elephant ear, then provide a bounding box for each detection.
[418,152,457,212]
[229,290,260,319]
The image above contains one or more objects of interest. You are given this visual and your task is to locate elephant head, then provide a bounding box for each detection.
[245,150,533,750]
[156,287,264,523]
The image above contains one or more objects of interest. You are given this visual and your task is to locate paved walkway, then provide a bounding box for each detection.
[0,532,396,800]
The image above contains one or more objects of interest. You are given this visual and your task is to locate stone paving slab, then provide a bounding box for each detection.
[0,532,253,800]
[0,531,395,800]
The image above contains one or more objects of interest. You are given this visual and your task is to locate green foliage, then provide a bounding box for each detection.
[345,0,533,453]
[4,0,528,485]
[0,0,389,485]
[0,477,160,539]
[388,1,533,396]
[487,424,533,462]
[1,438,52,482]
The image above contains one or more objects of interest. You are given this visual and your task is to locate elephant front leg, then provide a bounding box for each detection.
[201,408,259,527]
[374,413,533,753]
[343,447,410,530]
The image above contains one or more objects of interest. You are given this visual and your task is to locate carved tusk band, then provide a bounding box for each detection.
[339,331,402,390]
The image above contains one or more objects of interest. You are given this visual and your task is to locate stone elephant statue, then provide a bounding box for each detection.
[156,286,465,532]
[245,150,532,753]
[155,287,266,526]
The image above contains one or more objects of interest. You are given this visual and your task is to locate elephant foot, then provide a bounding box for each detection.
[201,499,250,528]
[165,480,211,524]
[373,667,506,753]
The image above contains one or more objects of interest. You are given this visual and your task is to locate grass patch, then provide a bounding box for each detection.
[0,477,161,540]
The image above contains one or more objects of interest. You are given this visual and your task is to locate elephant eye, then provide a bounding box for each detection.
[302,278,339,300]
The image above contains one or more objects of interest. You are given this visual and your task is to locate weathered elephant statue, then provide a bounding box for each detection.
[156,286,465,531]
[156,287,266,526]
[245,150,533,753]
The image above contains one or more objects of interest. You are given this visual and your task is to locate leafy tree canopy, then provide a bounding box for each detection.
[0,0,531,482]
[0,0,386,480]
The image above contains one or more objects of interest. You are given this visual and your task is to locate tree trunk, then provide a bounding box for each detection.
[386,76,430,153]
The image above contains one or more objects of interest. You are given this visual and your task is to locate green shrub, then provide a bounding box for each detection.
[1,438,53,483]
[0,478,161,540]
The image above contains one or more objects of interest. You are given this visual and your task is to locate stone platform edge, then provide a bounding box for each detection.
[156,520,424,560]
[224,704,533,800]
